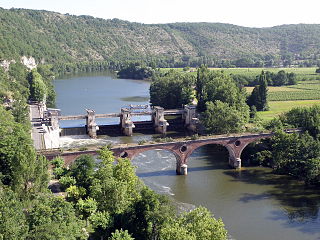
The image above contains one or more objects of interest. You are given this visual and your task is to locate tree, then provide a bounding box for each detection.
[201,101,246,134]
[69,154,95,191]
[88,211,112,240]
[0,106,49,197]
[280,105,320,138]
[108,229,134,240]
[247,71,268,111]
[195,65,211,112]
[160,207,227,240]
[150,70,194,109]
[195,65,249,118]
[123,187,175,240]
[76,197,98,226]
[273,70,287,86]
[26,196,87,240]
[316,68,320,74]
[0,187,29,239]
[305,158,320,184]
[195,66,249,134]
[90,148,142,215]
[117,63,156,80]
[28,69,47,103]
[261,131,320,183]
[37,65,56,107]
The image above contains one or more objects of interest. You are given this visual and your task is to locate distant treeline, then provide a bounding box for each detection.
[232,70,297,86]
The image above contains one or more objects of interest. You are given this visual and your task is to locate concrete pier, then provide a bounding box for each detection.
[86,109,97,138]
[120,108,135,136]
[184,105,199,132]
[152,106,169,135]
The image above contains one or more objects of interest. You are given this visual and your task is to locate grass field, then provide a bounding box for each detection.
[257,100,320,121]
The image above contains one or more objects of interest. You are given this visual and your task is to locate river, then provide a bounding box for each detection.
[53,72,320,240]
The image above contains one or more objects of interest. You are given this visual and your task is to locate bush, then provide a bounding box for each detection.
[51,156,64,168]
[59,176,76,190]
[53,167,66,179]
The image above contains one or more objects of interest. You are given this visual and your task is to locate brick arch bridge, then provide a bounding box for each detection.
[111,133,275,175]
[55,132,282,175]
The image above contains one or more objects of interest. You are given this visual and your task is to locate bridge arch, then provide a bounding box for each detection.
[181,141,235,167]
[115,145,183,173]
[183,143,231,169]
[131,148,182,175]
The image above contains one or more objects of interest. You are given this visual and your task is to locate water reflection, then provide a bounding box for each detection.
[224,166,320,237]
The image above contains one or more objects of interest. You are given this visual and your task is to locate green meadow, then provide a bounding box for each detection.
[257,100,320,121]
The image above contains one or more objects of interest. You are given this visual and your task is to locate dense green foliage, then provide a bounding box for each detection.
[0,188,29,239]
[232,70,298,87]
[247,71,269,111]
[278,105,320,138]
[28,69,47,103]
[150,70,194,109]
[250,105,320,185]
[255,131,320,184]
[202,101,247,134]
[0,106,49,197]
[49,148,228,239]
[195,66,249,133]
[117,63,157,80]
[1,8,320,69]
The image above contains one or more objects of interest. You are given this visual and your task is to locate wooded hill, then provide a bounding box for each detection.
[1,7,320,67]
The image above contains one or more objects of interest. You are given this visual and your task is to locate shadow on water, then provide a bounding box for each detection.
[187,144,320,236]
[137,165,222,178]
[224,167,320,235]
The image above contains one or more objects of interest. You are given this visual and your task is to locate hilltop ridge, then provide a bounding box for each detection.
[1,7,320,67]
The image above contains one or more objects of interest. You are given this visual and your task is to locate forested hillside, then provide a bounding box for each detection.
[1,7,320,67]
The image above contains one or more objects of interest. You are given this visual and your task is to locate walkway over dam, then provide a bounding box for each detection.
[45,104,199,141]
[42,130,299,175]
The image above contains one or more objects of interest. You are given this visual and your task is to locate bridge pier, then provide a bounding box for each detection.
[184,105,199,132]
[153,106,169,135]
[86,109,97,138]
[229,156,241,169]
[120,108,135,136]
[176,162,188,175]
[225,141,244,169]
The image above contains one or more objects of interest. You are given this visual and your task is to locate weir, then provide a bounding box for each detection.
[33,103,199,149]
[50,104,198,138]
